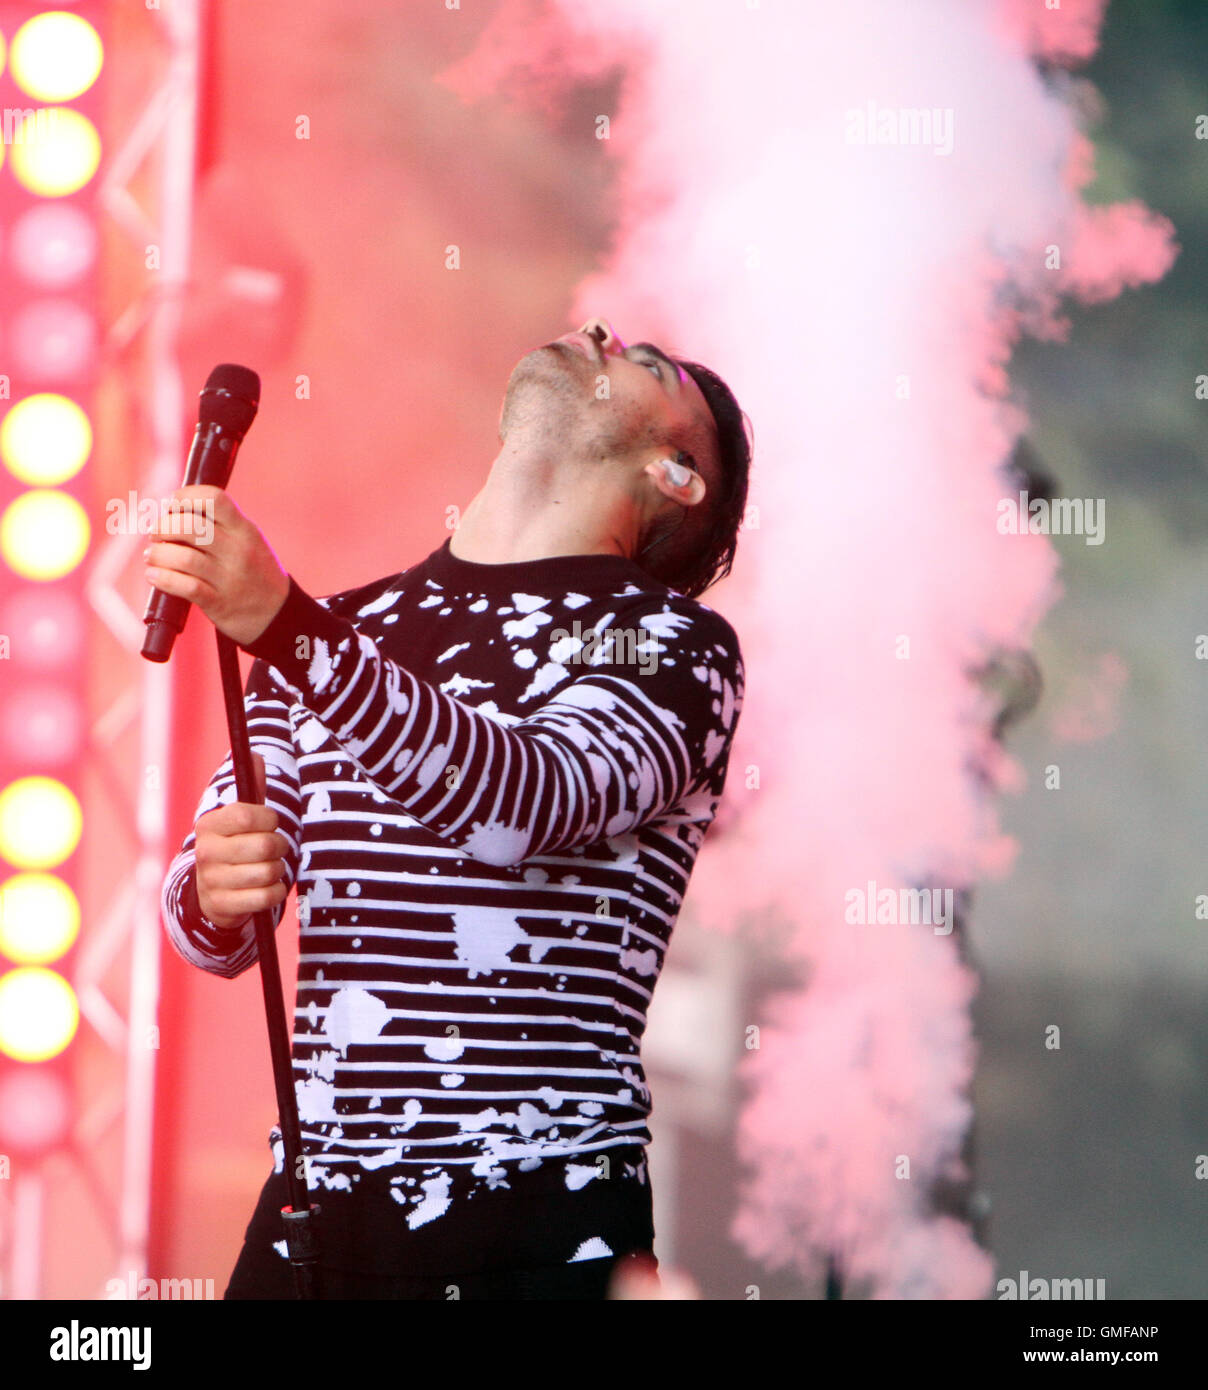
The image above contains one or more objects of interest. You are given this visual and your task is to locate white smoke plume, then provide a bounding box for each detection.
[440,0,1176,1296]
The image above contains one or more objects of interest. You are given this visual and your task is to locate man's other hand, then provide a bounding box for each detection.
[194,752,290,930]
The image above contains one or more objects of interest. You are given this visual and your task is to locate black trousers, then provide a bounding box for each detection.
[224,1161,657,1300]
[225,1244,656,1300]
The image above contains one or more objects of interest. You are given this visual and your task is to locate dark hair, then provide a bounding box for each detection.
[638,358,752,599]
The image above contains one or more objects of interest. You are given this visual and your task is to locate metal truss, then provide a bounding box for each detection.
[1,0,203,1299]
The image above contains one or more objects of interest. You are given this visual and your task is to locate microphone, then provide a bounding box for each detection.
[140,364,261,663]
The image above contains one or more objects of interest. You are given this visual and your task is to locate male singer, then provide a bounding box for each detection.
[153,318,750,1299]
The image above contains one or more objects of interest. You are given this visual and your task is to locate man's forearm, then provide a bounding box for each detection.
[242,576,727,867]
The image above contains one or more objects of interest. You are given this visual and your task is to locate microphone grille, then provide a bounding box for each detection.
[199,363,260,435]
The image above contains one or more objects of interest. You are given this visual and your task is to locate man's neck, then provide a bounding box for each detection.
[449,446,641,565]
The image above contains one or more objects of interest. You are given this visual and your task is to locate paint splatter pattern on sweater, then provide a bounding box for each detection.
[161,539,742,1235]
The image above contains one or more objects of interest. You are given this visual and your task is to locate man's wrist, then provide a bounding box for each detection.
[182,868,252,940]
[243,574,360,695]
[196,895,251,932]
[244,570,291,647]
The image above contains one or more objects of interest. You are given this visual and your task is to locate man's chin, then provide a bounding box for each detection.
[507,343,582,384]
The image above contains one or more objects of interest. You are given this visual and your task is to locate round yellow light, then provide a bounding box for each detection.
[0,777,82,870]
[0,873,80,963]
[11,13,103,103]
[1,490,90,580]
[10,107,100,197]
[1,395,92,485]
[0,967,79,1062]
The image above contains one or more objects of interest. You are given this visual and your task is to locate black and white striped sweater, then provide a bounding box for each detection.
[161,537,743,1236]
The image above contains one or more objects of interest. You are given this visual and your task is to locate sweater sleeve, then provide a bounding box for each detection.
[160,658,304,979]
[243,576,744,868]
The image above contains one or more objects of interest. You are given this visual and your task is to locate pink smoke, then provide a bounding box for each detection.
[440,0,1176,1296]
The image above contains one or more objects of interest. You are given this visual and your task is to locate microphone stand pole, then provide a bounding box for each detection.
[215,630,321,1299]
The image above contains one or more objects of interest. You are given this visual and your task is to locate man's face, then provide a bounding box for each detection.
[501,318,720,496]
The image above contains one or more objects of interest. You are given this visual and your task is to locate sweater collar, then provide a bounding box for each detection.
[423,536,652,593]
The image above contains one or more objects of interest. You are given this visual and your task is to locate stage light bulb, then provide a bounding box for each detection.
[0,873,79,963]
[1,394,92,484]
[10,107,101,197]
[0,967,79,1062]
[0,1068,72,1152]
[2,685,82,764]
[10,204,97,288]
[0,590,84,669]
[11,12,103,102]
[1,490,90,580]
[0,777,82,870]
[12,300,97,381]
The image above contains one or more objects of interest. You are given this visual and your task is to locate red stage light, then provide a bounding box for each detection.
[0,590,85,670]
[0,1066,72,1153]
[1,685,82,764]
[12,298,97,380]
[10,204,97,288]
